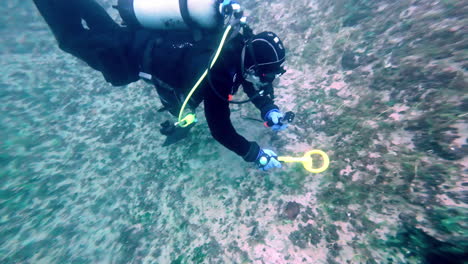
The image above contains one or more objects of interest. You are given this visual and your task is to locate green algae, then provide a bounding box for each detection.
[385,224,467,264]
[278,163,309,194]
[289,224,323,248]
[302,40,322,65]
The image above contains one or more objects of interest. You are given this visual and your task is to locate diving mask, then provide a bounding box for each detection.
[244,68,285,90]
[244,72,270,90]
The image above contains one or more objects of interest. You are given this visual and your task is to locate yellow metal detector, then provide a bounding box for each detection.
[278,149,330,173]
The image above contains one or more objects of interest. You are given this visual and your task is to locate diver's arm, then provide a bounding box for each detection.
[242,81,279,120]
[204,82,260,162]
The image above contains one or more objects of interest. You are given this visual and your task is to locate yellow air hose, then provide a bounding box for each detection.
[177,25,233,127]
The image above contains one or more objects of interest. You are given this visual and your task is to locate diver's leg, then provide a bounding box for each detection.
[32,0,85,48]
[74,0,119,32]
[32,0,120,58]
[33,0,139,85]
[32,0,109,64]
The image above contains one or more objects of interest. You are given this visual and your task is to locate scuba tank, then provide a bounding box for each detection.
[117,0,223,31]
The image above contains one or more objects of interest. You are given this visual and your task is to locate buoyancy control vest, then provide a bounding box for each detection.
[117,0,248,127]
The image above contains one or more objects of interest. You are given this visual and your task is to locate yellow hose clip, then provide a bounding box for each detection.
[177,25,233,127]
[176,114,197,128]
[278,149,330,173]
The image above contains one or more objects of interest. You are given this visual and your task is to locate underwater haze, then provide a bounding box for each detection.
[1,0,467,263]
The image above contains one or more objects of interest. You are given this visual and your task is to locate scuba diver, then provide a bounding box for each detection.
[32,0,292,171]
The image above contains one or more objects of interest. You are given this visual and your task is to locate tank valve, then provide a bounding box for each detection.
[219,0,243,17]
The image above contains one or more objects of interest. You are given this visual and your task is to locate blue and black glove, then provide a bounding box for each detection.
[264,109,289,132]
[255,149,282,171]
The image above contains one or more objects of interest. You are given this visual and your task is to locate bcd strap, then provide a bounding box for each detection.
[179,0,202,40]
[179,0,198,29]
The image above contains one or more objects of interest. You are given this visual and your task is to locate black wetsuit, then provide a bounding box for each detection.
[33,0,278,162]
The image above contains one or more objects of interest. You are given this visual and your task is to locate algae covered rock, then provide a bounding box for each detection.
[283,201,301,220]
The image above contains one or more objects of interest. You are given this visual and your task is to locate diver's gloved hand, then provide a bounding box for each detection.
[265,109,289,132]
[255,149,282,171]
